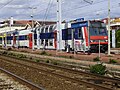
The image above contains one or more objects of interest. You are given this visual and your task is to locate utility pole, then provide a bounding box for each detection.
[83,0,93,53]
[57,0,62,51]
[10,16,13,48]
[108,0,111,55]
[29,7,37,51]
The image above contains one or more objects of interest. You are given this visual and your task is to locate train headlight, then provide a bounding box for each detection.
[105,40,108,42]
[90,40,93,42]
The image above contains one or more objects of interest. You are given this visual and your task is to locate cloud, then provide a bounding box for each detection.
[0,0,119,21]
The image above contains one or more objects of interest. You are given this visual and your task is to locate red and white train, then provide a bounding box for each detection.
[0,20,108,53]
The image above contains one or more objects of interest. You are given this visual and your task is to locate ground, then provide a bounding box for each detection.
[11,48,120,64]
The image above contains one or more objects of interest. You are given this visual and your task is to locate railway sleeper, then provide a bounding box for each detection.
[114,83,120,88]
[0,84,13,89]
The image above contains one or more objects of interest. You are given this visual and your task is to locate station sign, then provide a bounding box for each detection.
[76,18,84,22]
[71,21,88,28]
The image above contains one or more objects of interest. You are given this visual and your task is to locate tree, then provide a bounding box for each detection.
[116,29,120,48]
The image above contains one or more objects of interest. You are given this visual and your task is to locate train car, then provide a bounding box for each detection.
[62,20,108,52]
[0,20,108,53]
[0,29,33,48]
[36,23,65,50]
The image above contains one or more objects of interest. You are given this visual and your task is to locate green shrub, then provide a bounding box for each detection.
[90,63,107,75]
[17,54,26,58]
[48,54,52,56]
[7,52,13,56]
[40,51,47,55]
[46,60,49,63]
[109,59,117,64]
[2,51,8,55]
[69,56,73,59]
[29,57,33,60]
[35,59,40,63]
[52,61,58,65]
[93,56,100,62]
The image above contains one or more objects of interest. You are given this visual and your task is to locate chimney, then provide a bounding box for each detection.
[10,16,13,25]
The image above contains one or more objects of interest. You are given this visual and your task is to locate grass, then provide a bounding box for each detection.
[109,59,117,64]
[93,56,100,62]
[35,59,40,63]
[46,60,50,63]
[40,51,47,55]
[90,63,107,75]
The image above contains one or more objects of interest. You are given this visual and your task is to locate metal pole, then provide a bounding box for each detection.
[87,21,90,52]
[108,0,111,55]
[57,0,62,51]
[5,32,7,49]
[99,40,100,58]
[31,15,34,51]
[29,7,36,51]
[72,29,75,56]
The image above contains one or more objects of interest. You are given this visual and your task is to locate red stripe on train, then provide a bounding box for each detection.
[84,27,88,46]
[90,42,108,45]
[90,36,108,40]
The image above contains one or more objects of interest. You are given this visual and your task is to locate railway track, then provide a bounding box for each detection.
[0,55,119,90]
[0,67,44,90]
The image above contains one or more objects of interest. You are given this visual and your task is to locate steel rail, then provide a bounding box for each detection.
[4,54,120,85]
[0,49,119,85]
[0,57,114,90]
[0,67,45,90]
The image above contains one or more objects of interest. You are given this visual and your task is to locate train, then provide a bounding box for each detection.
[0,20,108,53]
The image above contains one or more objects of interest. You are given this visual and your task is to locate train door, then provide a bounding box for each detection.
[29,33,32,49]
[3,37,5,47]
[54,31,57,49]
[13,34,16,47]
[79,27,88,52]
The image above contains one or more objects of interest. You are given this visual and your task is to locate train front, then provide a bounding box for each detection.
[89,21,108,53]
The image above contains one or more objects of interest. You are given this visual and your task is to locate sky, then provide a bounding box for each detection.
[0,0,119,21]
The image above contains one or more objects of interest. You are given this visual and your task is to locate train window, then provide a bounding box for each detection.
[41,39,44,45]
[68,29,71,35]
[99,28,107,35]
[34,39,37,45]
[78,28,82,38]
[49,25,53,32]
[0,40,2,44]
[45,26,49,33]
[34,28,37,34]
[7,40,11,44]
[24,35,27,40]
[89,27,98,36]
[45,39,48,46]
[53,25,57,30]
[41,27,44,33]
[49,39,53,46]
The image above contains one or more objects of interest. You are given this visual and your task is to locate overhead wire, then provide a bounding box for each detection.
[34,0,107,19]
[42,0,53,25]
[62,0,106,14]
[0,0,14,10]
[47,1,120,20]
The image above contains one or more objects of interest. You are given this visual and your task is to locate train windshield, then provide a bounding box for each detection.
[89,22,107,36]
